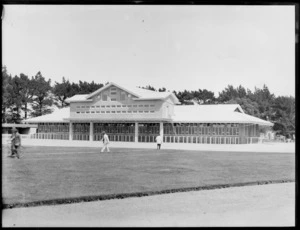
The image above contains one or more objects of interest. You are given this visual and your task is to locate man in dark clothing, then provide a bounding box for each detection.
[10,127,21,159]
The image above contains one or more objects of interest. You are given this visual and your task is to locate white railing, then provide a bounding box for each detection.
[2,133,262,144]
[30,133,69,140]
[163,135,241,144]
[163,135,260,144]
[94,134,134,142]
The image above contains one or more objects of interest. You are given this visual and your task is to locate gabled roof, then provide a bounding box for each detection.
[129,87,180,104]
[86,82,140,99]
[171,104,273,126]
[23,104,273,126]
[66,82,180,104]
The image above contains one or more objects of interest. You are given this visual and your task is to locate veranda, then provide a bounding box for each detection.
[29,122,261,144]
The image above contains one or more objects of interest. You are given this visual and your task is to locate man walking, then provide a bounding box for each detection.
[9,127,21,159]
[156,134,162,150]
[101,131,110,152]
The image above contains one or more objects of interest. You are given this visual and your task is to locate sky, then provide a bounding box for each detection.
[2,5,295,97]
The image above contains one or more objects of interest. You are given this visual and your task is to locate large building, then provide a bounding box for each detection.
[24,82,273,144]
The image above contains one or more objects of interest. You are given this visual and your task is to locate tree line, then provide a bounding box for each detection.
[2,66,295,136]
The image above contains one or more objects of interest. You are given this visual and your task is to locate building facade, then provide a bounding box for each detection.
[24,82,273,144]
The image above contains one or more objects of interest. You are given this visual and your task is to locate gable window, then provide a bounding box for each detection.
[102,94,108,101]
[120,92,126,101]
[111,98,117,101]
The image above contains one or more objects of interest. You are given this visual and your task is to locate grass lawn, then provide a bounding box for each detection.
[2,146,295,206]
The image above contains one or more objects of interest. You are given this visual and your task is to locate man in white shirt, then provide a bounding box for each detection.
[101,131,110,152]
[156,135,162,150]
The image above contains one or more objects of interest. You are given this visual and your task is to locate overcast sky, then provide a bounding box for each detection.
[2,5,295,97]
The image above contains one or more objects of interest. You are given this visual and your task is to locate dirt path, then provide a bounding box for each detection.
[2,182,295,227]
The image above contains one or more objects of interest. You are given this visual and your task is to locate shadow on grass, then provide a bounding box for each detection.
[3,179,294,210]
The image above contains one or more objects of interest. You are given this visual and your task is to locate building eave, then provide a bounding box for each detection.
[2,123,38,128]
[64,117,173,122]
[66,99,93,103]
[25,120,69,123]
[170,120,273,126]
[132,97,164,101]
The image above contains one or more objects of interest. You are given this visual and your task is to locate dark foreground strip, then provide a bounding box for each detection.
[3,179,294,209]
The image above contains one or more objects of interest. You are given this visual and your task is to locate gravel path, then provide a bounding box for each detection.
[2,182,295,227]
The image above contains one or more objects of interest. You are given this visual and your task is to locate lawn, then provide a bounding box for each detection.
[2,146,295,206]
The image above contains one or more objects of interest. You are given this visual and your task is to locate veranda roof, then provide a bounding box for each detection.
[23,107,70,123]
[172,105,273,126]
[23,104,273,126]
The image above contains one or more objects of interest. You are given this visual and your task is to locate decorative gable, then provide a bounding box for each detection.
[86,82,140,100]
[89,85,138,103]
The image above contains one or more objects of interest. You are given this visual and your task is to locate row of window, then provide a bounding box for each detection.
[94,123,135,134]
[73,123,90,133]
[163,124,258,136]
[35,123,258,137]
[76,104,156,109]
[164,126,240,136]
[76,110,155,114]
[37,123,69,133]
[94,127,135,134]
[99,95,126,101]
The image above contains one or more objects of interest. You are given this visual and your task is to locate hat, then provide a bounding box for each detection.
[12,127,18,132]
